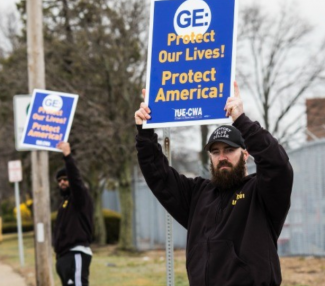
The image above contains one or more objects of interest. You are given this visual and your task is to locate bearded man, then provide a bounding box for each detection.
[53,142,94,286]
[134,82,293,286]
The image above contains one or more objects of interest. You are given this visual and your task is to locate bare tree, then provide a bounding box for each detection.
[0,0,149,249]
[236,4,325,148]
[40,0,148,249]
[0,8,29,201]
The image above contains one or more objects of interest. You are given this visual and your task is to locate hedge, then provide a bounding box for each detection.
[1,209,121,244]
[102,209,121,244]
[2,220,34,234]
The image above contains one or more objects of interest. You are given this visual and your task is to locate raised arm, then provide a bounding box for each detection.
[234,115,293,234]
[226,83,293,234]
[135,90,206,228]
[57,142,90,208]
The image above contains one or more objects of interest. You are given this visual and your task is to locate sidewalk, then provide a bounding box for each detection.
[0,261,28,286]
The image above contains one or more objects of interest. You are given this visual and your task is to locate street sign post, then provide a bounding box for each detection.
[8,160,25,267]
[163,128,175,286]
[8,160,23,183]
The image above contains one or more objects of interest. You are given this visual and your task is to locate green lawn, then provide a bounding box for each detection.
[0,232,189,286]
[1,232,320,286]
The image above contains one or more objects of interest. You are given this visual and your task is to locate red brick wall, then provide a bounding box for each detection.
[306,98,325,141]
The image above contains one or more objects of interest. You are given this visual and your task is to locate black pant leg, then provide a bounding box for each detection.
[80,253,92,285]
[56,252,75,285]
[56,251,92,286]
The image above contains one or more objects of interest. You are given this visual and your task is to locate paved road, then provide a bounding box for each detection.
[0,261,27,286]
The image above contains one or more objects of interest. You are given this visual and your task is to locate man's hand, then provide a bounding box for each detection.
[134,89,151,125]
[224,81,244,122]
[56,141,71,156]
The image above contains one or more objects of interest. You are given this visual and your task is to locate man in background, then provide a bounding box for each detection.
[53,141,94,286]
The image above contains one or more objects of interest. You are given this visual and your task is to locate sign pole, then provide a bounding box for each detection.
[8,161,25,267]
[14,181,25,267]
[163,128,175,286]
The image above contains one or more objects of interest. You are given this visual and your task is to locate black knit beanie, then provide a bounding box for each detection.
[56,168,67,180]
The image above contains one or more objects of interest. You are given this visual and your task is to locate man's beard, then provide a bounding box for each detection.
[210,152,246,191]
[60,187,71,198]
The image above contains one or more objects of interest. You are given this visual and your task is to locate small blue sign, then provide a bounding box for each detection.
[20,89,78,151]
[143,0,238,128]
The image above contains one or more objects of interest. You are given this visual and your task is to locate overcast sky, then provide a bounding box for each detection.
[1,0,324,51]
[1,0,325,26]
[246,0,325,38]
[0,0,17,12]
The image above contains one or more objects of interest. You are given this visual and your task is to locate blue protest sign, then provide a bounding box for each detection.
[143,0,238,128]
[20,89,78,151]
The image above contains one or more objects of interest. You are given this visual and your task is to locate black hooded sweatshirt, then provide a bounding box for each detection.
[53,154,94,258]
[136,114,293,286]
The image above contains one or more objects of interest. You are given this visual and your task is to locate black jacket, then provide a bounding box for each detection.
[53,154,94,258]
[136,114,293,286]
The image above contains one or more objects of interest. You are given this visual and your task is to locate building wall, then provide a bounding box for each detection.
[284,140,325,256]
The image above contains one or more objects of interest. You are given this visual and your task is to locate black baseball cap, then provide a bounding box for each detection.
[204,125,246,151]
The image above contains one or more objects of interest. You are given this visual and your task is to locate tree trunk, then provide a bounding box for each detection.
[92,182,106,245]
[118,158,134,251]
[200,125,209,168]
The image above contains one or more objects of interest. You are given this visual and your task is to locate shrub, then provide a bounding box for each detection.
[102,209,121,244]
[1,200,15,223]
[1,213,16,223]
[2,220,34,234]
[14,202,33,221]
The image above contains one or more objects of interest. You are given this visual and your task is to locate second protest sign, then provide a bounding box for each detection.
[20,89,78,151]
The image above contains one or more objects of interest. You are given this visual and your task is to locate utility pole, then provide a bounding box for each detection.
[26,1,54,285]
